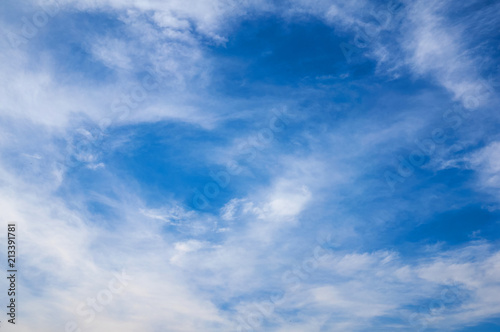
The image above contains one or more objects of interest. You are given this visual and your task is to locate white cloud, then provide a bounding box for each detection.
[399,0,493,107]
[464,141,500,204]
[89,37,132,70]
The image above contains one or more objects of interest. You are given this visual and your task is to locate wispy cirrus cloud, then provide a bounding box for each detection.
[0,0,499,331]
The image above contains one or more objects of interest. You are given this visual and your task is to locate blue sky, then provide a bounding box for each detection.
[0,0,500,331]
